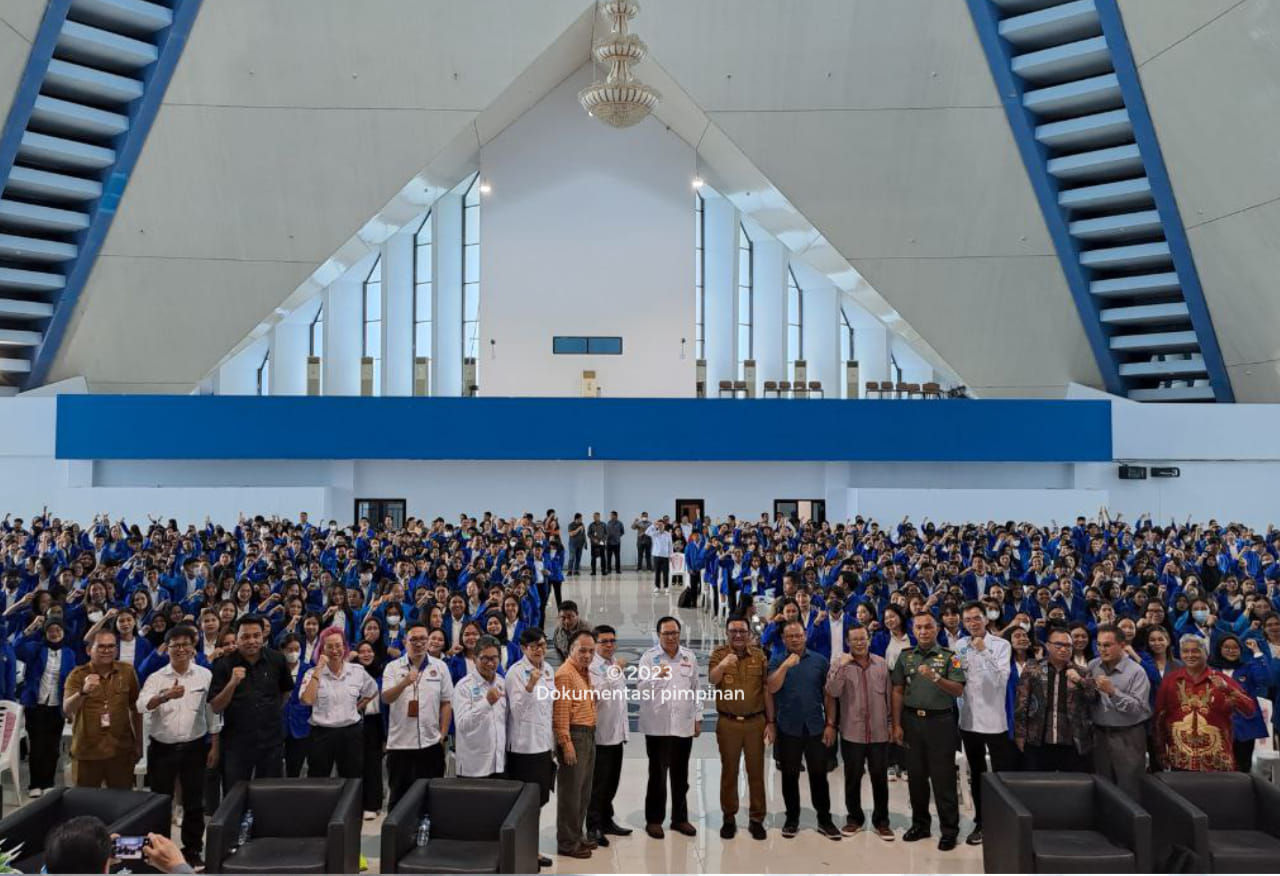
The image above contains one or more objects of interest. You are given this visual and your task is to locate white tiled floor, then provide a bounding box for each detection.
[2,571,985,873]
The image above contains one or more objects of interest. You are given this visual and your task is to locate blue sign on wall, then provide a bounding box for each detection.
[55,396,1112,462]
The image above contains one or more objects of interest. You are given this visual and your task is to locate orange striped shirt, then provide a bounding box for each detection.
[553,660,596,747]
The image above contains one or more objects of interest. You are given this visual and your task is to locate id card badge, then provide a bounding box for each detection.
[100,710,111,729]
[407,698,419,718]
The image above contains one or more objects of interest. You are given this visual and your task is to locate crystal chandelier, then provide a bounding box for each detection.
[578,0,661,128]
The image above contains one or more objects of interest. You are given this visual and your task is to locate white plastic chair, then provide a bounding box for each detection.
[0,699,24,804]
[134,712,150,789]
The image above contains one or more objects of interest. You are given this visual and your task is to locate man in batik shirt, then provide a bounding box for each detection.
[1154,635,1256,771]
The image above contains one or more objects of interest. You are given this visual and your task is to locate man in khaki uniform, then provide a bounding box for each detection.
[708,615,771,840]
[64,628,142,788]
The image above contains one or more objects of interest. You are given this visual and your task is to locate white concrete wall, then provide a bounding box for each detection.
[477,66,695,397]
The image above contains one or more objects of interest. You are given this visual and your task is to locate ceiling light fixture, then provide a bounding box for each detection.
[579,1,661,128]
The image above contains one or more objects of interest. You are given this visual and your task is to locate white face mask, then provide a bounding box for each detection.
[284,650,300,665]
[387,615,401,627]
[986,610,1000,621]
[88,610,103,623]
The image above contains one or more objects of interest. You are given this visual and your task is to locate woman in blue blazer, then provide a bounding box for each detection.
[1212,634,1270,772]
[15,618,78,795]
[279,633,313,778]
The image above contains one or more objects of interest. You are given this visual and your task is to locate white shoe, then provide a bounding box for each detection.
[29,787,42,798]
[363,810,378,821]
[653,588,661,595]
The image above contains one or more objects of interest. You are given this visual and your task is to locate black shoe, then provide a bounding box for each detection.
[782,820,799,838]
[939,836,958,852]
[902,826,932,843]
[184,852,204,870]
[966,828,983,846]
[748,821,767,841]
[720,819,736,839]
[816,820,842,841]
[538,854,554,868]
[603,820,632,836]
[589,830,609,848]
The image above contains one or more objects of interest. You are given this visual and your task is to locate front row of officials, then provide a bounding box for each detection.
[71,607,980,866]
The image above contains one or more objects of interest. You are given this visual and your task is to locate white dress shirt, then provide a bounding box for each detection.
[953,633,1012,734]
[452,670,507,776]
[137,662,222,743]
[118,637,137,666]
[636,645,700,738]
[382,655,453,750]
[589,654,629,746]
[646,526,673,559]
[505,656,556,754]
[38,649,62,706]
[303,660,378,728]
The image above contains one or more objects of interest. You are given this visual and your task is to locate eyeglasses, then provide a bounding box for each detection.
[168,642,194,650]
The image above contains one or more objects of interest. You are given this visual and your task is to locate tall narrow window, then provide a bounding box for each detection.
[462,175,480,364]
[362,255,383,394]
[256,349,270,396]
[695,193,705,361]
[891,354,903,386]
[787,266,804,380]
[413,211,433,361]
[736,223,753,379]
[840,306,856,397]
[309,301,324,394]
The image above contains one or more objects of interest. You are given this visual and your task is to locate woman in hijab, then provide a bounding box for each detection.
[353,639,386,819]
[15,617,77,795]
[1211,633,1270,771]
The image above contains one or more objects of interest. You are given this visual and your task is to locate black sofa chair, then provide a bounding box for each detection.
[205,778,361,874]
[0,787,171,874]
[381,778,540,874]
[1142,771,1280,872]
[982,772,1152,873]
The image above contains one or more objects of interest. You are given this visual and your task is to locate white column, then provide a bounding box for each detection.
[702,194,737,392]
[753,237,786,388]
[381,230,414,396]
[269,321,308,396]
[434,193,463,396]
[323,267,363,396]
[216,339,266,395]
[851,309,890,397]
[802,280,840,396]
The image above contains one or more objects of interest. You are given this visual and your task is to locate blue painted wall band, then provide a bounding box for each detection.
[55,396,1114,463]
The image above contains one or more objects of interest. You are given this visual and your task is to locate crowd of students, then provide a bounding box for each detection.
[1,507,1279,864]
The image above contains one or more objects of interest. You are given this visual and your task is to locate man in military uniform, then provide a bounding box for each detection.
[708,615,771,840]
[890,611,966,851]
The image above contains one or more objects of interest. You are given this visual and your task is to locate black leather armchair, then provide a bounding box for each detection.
[982,772,1152,873]
[205,778,361,875]
[1142,771,1280,872]
[0,787,171,874]
[381,778,540,874]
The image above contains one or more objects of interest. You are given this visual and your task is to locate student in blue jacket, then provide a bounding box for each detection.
[0,637,16,701]
[279,633,314,777]
[15,617,78,795]
[481,611,521,672]
[1212,634,1271,772]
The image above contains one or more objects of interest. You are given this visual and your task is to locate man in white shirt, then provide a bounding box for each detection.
[137,625,221,866]
[637,616,701,839]
[505,628,557,870]
[646,521,674,594]
[953,602,1016,847]
[453,635,508,778]
[586,624,632,847]
[382,622,454,808]
[300,628,378,784]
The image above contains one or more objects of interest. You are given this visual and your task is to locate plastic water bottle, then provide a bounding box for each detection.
[238,809,254,847]
[415,814,431,848]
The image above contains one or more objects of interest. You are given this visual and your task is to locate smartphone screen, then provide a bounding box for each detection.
[113,836,146,860]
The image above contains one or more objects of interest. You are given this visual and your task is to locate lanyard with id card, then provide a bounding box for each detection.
[407,657,429,718]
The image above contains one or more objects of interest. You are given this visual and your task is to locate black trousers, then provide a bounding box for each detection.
[841,739,889,828]
[777,730,832,823]
[1235,739,1257,773]
[902,712,960,838]
[148,738,208,855]
[637,541,652,571]
[24,704,62,790]
[590,545,605,574]
[387,744,446,808]
[606,544,621,574]
[307,723,363,780]
[644,735,692,825]
[654,556,670,590]
[362,714,385,812]
[223,742,283,788]
[536,580,551,628]
[1025,742,1089,773]
[506,749,554,808]
[284,735,309,777]
[587,742,624,831]
[960,729,1020,828]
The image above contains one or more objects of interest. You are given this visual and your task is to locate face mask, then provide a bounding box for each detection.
[1018,621,1031,631]
[284,650,300,665]
[1192,609,1210,624]
[88,610,103,623]
[986,610,1000,621]
[387,615,401,627]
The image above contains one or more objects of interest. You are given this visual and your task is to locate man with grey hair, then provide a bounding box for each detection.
[1080,624,1150,796]
[1154,633,1256,772]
